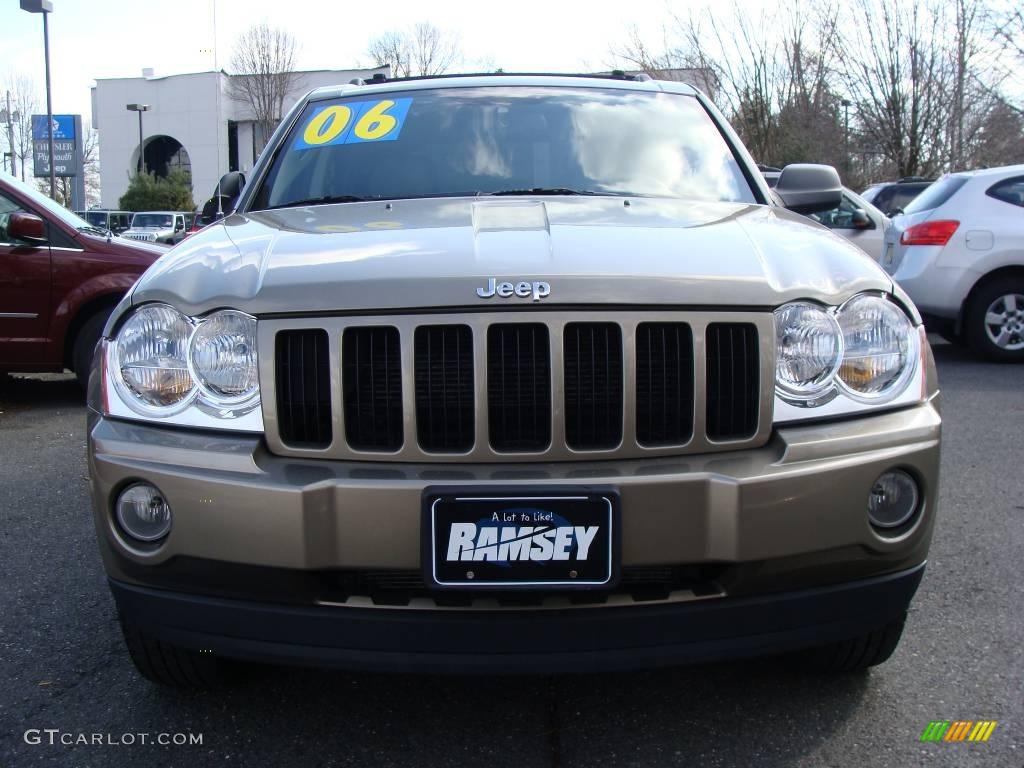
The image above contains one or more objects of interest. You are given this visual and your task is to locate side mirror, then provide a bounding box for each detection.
[218,171,246,200]
[851,208,873,230]
[775,164,843,215]
[8,212,47,243]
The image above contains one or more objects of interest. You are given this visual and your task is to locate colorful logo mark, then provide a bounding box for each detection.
[920,721,997,742]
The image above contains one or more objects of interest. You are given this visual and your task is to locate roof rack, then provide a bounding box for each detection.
[348,71,658,86]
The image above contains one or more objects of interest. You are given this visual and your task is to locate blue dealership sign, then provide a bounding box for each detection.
[31,114,76,140]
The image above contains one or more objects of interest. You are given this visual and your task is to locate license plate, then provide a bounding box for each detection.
[424,490,618,589]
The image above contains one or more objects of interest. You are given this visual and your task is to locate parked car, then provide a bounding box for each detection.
[74,209,133,235]
[759,164,782,187]
[883,165,1024,361]
[0,173,164,386]
[761,168,892,261]
[87,73,939,687]
[861,177,934,217]
[121,211,190,245]
[808,187,891,261]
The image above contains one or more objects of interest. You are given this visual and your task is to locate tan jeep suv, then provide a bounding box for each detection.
[87,73,940,686]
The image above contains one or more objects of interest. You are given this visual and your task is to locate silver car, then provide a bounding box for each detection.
[883,165,1024,360]
[87,74,940,686]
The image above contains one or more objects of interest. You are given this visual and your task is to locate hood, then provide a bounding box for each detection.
[76,230,166,262]
[130,197,895,316]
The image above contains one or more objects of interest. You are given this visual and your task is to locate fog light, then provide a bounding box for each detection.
[115,483,172,542]
[868,470,919,530]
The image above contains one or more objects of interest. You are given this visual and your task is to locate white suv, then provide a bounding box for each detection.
[883,165,1024,361]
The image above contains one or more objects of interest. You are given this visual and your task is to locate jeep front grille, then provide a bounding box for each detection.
[342,326,403,451]
[487,323,552,452]
[706,322,760,441]
[564,322,623,450]
[275,329,332,449]
[414,324,475,453]
[261,310,774,462]
[635,322,694,446]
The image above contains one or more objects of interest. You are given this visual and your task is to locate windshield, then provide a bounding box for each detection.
[2,172,90,229]
[902,175,968,215]
[251,86,756,210]
[132,213,173,228]
[85,211,109,227]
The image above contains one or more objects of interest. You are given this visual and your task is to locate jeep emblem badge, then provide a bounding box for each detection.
[476,277,551,302]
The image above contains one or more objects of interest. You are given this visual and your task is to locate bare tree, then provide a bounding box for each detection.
[612,1,842,168]
[991,7,1024,115]
[81,123,100,207]
[2,74,39,181]
[835,0,951,178]
[227,23,301,154]
[993,7,1024,59]
[367,22,461,78]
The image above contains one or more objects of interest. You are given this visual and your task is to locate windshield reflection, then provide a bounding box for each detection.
[254,87,755,211]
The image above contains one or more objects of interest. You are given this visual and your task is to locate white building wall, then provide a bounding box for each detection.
[93,66,388,210]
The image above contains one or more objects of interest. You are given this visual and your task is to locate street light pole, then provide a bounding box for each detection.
[20,1,56,199]
[841,99,851,177]
[126,104,149,175]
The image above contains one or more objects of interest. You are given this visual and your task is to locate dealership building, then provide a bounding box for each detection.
[90,66,389,210]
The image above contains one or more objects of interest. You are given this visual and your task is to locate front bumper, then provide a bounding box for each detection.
[89,397,940,669]
[109,563,925,673]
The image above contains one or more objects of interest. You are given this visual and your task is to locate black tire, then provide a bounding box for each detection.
[121,621,222,688]
[964,276,1024,362]
[790,612,907,673]
[72,311,110,390]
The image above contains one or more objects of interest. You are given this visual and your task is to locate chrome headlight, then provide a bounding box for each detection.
[114,304,195,413]
[189,310,259,407]
[105,304,263,431]
[836,294,917,401]
[774,294,925,423]
[774,302,843,403]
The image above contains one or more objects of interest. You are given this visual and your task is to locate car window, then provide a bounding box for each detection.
[986,177,1024,208]
[132,213,174,228]
[903,176,967,215]
[809,194,863,229]
[860,186,881,203]
[870,187,895,213]
[252,86,757,210]
[85,211,109,228]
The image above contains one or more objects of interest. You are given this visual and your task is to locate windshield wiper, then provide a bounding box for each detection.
[265,194,374,210]
[483,187,611,197]
[77,225,112,237]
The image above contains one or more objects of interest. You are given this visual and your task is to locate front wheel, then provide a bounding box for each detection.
[72,312,110,389]
[965,278,1024,362]
[121,621,222,688]
[788,612,907,673]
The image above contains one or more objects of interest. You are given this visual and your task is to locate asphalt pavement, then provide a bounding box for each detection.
[0,339,1020,768]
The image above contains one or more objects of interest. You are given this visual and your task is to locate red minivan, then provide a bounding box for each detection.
[0,174,165,387]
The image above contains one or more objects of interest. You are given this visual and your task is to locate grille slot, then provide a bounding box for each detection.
[706,323,759,440]
[635,322,695,446]
[342,326,403,451]
[275,329,332,449]
[414,325,475,453]
[564,323,623,450]
[487,324,551,452]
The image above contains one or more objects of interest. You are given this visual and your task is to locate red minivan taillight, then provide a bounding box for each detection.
[900,220,959,246]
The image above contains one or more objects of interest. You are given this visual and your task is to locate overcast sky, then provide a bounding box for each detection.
[0,0,685,119]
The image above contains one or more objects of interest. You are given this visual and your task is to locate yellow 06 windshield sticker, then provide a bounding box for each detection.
[293,98,413,150]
